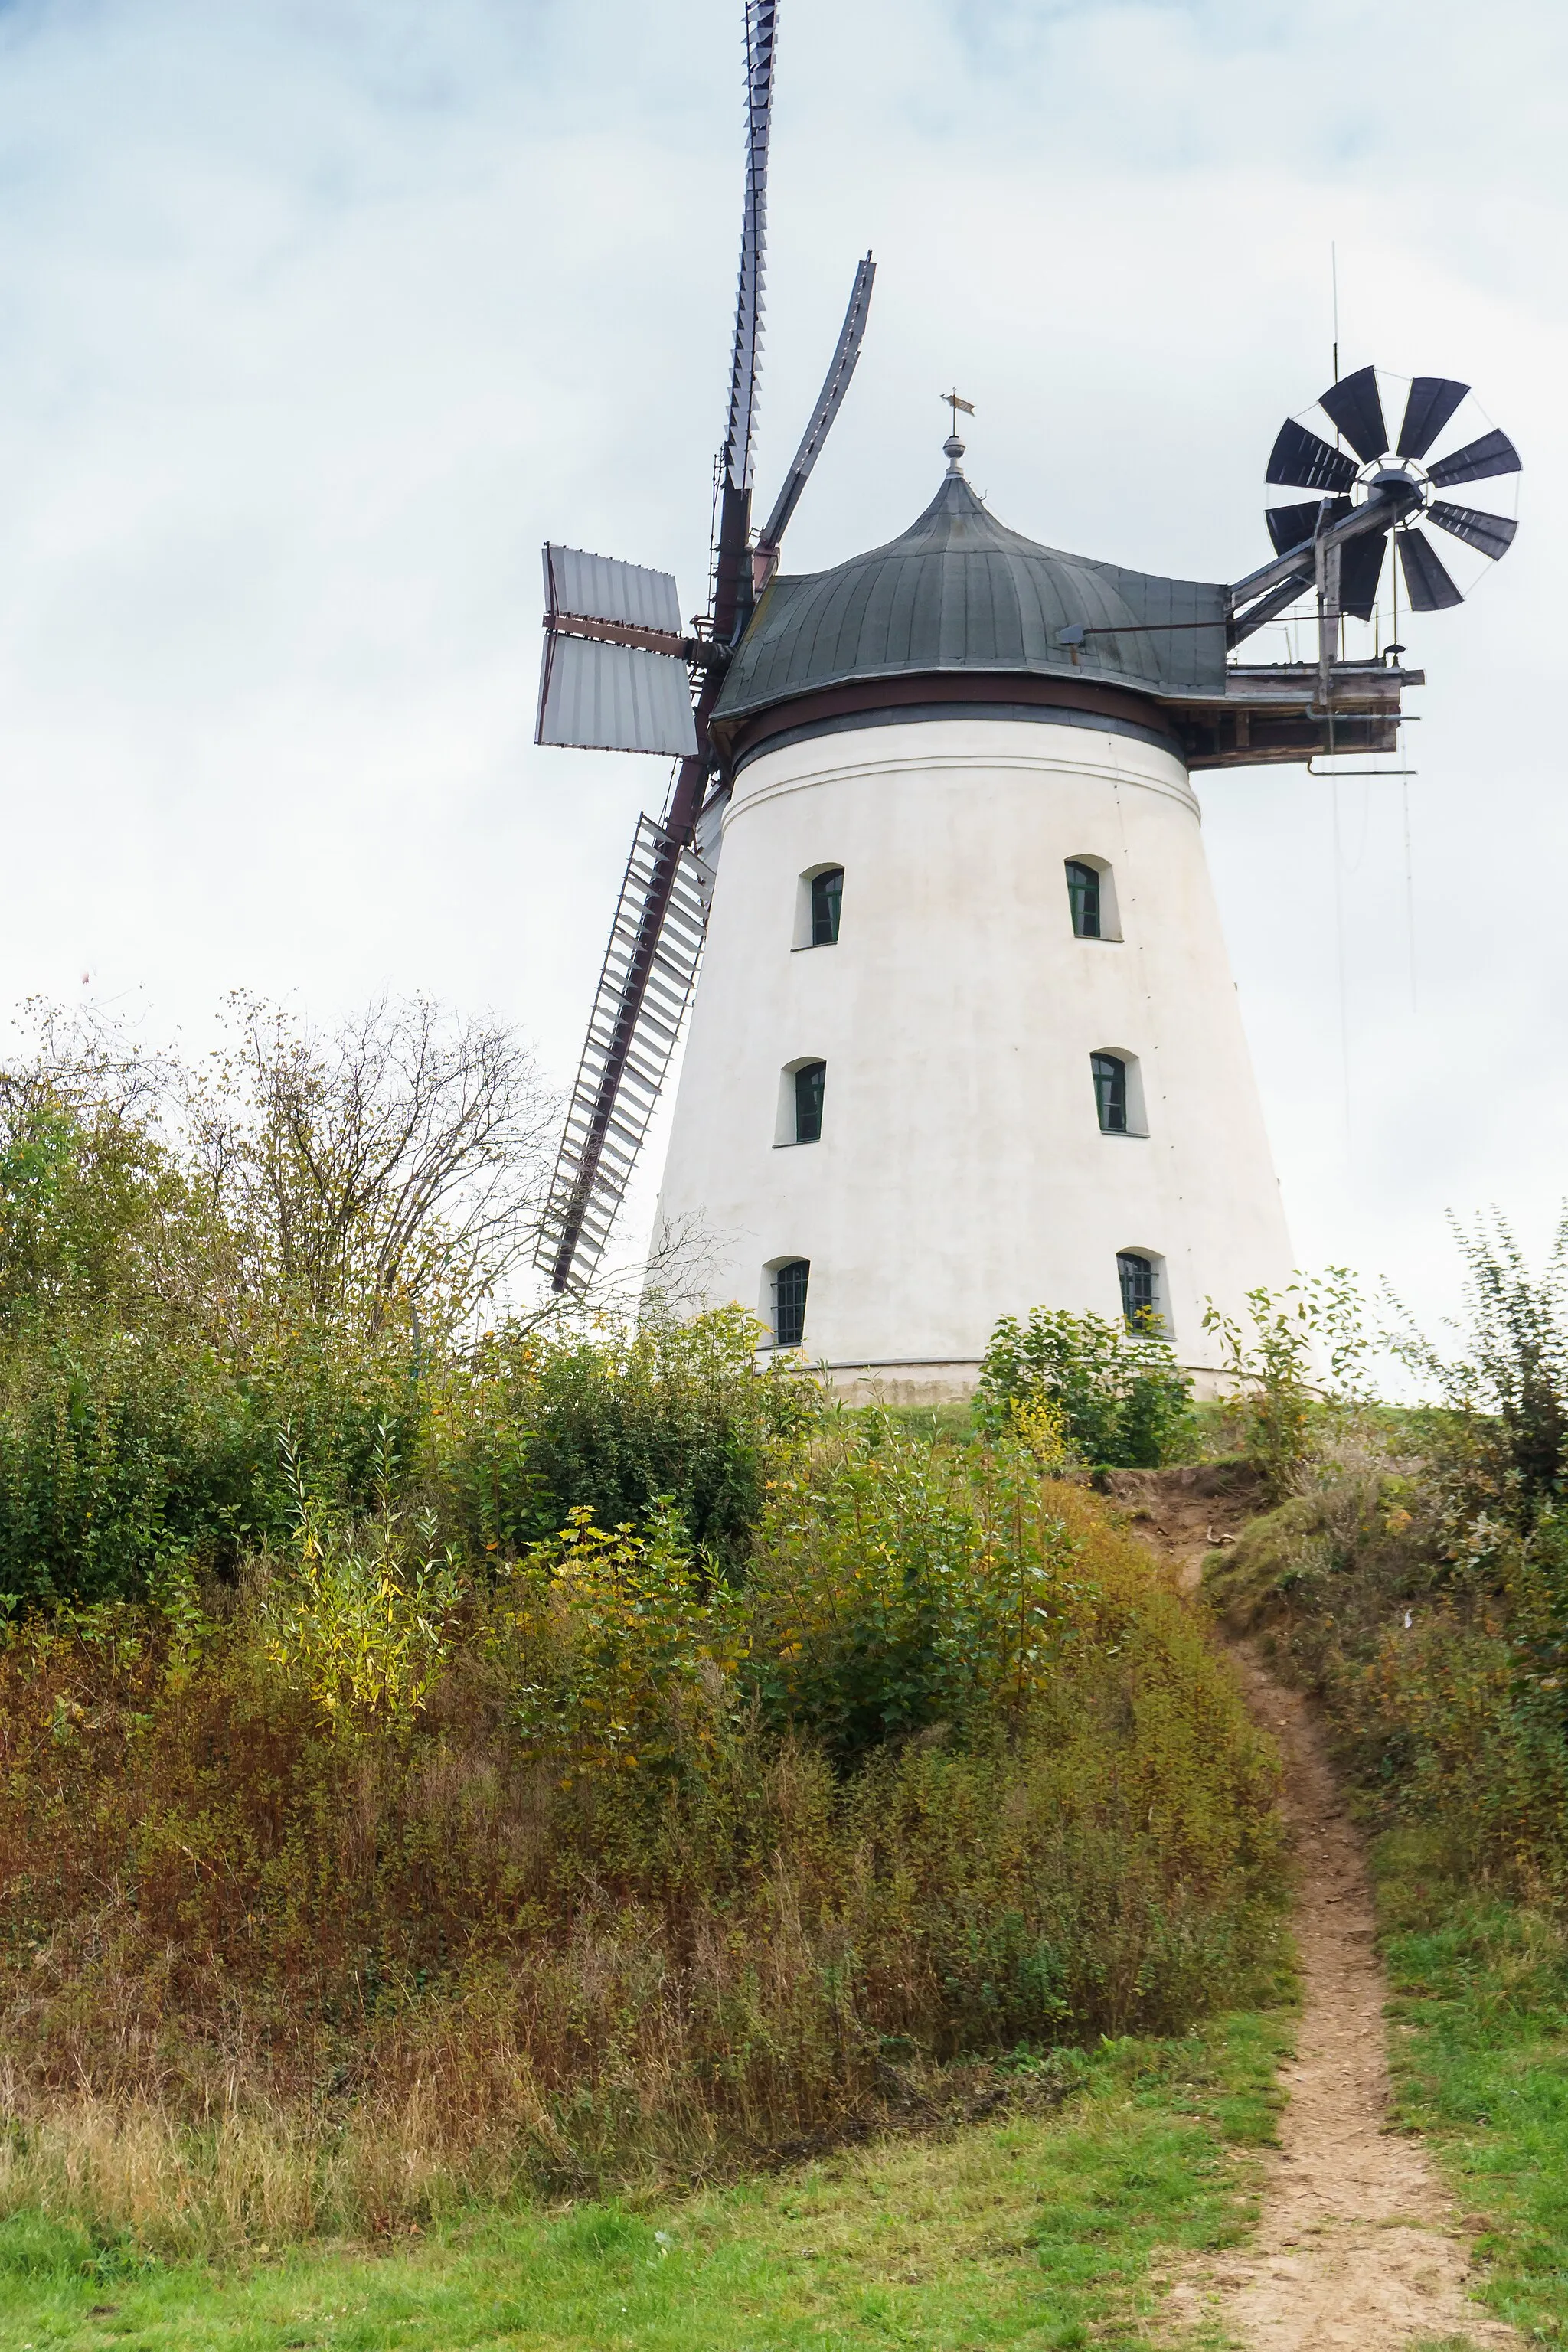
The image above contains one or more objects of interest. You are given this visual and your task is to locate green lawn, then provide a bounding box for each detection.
[0,2014,1289,2352]
[1378,1828,1568,2344]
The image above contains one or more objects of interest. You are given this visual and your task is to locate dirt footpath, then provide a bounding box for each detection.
[1108,1468,1518,2352]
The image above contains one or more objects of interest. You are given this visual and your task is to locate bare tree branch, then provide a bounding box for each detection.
[181,992,558,1337]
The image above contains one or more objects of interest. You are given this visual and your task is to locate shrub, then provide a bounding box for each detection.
[975,1307,1193,1467]
[1201,1270,1369,1498]
[743,1423,1093,1762]
[0,1310,815,1609]
[1207,1448,1568,1896]
[1204,1217,1568,1900]
[1390,1207,1568,1518]
[0,1328,426,1607]
[430,1305,820,1573]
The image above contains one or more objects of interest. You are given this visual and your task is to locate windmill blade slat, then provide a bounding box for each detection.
[594,955,677,1011]
[1426,501,1519,560]
[1338,528,1389,622]
[649,949,701,997]
[578,1139,635,1185]
[590,1017,676,1072]
[1396,376,1469,461]
[536,812,714,1294]
[621,1013,682,1064]
[600,1001,682,1057]
[1427,428,1521,489]
[536,634,697,757]
[1319,365,1388,465]
[652,926,704,975]
[632,972,689,1023]
[1397,528,1465,612]
[1266,497,1349,556]
[593,1133,641,1176]
[613,1058,667,1103]
[576,1030,664,1088]
[658,890,710,937]
[1266,417,1358,495]
[544,544,684,634]
[648,920,701,967]
[665,885,713,938]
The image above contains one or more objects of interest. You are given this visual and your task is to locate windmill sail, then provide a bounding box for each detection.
[723,0,778,502]
[537,815,715,1293]
[536,547,699,757]
[754,251,876,580]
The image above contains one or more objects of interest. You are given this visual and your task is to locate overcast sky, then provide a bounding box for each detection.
[0,0,1563,1337]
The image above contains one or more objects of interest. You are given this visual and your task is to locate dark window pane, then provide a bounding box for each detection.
[1066,860,1102,939]
[775,1258,810,1347]
[1117,1252,1155,1330]
[811,867,844,945]
[1091,1052,1127,1133]
[795,1060,827,1143]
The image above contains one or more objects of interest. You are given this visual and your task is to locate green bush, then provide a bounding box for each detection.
[975,1306,1193,1467]
[430,1306,820,1574]
[743,1422,1089,1762]
[0,1329,426,1606]
[1203,1271,1370,1497]
[0,1307,820,1609]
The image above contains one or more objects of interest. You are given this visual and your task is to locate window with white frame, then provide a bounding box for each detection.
[1065,855,1121,940]
[777,1057,827,1145]
[795,864,844,949]
[1116,1250,1170,1338]
[1090,1049,1148,1137]
[770,1258,810,1347]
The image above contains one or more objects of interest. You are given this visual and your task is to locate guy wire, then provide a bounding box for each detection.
[1402,750,1418,1016]
[1331,777,1352,1152]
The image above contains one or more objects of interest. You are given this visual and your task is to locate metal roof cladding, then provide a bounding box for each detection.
[713,462,1230,726]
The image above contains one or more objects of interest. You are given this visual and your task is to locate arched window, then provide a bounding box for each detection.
[1092,1051,1127,1133]
[1117,1251,1155,1329]
[1066,859,1102,938]
[773,1259,810,1348]
[794,1060,827,1143]
[1065,855,1121,940]
[776,1058,828,1145]
[1091,1050,1148,1137]
[795,864,844,948]
[811,867,844,945]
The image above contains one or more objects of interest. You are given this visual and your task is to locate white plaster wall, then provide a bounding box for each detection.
[652,714,1293,1378]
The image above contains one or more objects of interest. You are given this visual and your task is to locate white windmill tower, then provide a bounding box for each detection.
[534,4,1521,1401]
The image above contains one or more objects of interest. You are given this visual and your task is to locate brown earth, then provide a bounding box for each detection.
[1106,1465,1518,2352]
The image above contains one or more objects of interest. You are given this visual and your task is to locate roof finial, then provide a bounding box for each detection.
[941,387,974,474]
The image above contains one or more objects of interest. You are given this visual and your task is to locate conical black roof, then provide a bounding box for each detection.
[713,467,1228,736]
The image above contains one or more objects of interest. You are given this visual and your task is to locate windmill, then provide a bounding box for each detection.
[533,0,874,1295]
[533,5,1521,1387]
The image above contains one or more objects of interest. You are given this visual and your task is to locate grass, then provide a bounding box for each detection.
[1377,1825,1568,2344]
[0,2009,1290,2352]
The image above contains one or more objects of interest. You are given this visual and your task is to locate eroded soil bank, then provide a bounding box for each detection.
[1110,1467,1518,2352]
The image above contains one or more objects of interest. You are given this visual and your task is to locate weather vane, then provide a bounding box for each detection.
[942,388,975,435]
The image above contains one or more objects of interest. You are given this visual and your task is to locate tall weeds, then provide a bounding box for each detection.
[0,1426,1283,2252]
